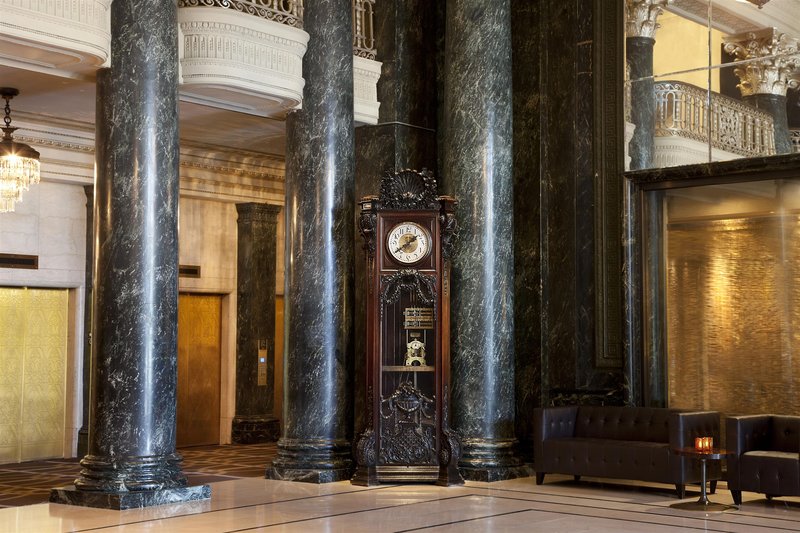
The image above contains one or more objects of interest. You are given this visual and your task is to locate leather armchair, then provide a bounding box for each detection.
[727,415,800,506]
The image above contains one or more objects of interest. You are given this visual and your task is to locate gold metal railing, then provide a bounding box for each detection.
[178,0,378,59]
[352,0,376,60]
[178,0,304,28]
[655,81,776,158]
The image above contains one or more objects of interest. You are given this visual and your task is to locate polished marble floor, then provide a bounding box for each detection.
[1,473,799,532]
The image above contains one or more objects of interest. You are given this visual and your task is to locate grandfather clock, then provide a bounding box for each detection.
[352,169,463,486]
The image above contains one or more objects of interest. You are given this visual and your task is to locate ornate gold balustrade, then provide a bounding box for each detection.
[178,0,304,28]
[655,81,776,158]
[353,0,376,60]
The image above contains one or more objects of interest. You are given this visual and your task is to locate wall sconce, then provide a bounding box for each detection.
[0,88,40,213]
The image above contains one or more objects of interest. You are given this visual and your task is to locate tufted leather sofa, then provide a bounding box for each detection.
[534,406,721,498]
[727,414,800,506]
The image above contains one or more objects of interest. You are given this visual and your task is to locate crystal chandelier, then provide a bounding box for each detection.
[0,88,40,213]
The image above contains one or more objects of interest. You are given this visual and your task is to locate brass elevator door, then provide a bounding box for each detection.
[177,293,222,447]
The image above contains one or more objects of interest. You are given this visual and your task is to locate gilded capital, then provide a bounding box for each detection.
[724,28,800,97]
[626,0,673,40]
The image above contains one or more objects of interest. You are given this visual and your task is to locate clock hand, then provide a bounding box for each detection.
[394,234,418,253]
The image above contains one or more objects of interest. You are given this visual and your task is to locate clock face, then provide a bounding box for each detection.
[387,222,431,264]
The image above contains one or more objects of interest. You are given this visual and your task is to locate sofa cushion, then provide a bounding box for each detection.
[770,416,800,453]
[542,438,672,482]
[573,406,674,443]
[741,451,800,496]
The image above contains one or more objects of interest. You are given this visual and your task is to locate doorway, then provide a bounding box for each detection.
[177,293,222,447]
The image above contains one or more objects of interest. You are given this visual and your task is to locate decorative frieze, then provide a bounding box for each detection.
[625,0,673,39]
[354,56,382,125]
[724,28,800,97]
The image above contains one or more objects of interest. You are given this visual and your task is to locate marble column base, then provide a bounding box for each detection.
[231,415,280,444]
[458,438,532,482]
[267,438,353,483]
[49,484,210,510]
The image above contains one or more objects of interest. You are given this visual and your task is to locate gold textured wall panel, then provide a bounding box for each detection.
[666,215,800,415]
[0,288,68,463]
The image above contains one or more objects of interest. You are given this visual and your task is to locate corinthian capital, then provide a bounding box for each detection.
[724,28,800,97]
[626,0,673,39]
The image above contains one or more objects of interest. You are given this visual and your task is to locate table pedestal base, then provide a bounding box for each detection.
[670,500,736,513]
[669,456,736,513]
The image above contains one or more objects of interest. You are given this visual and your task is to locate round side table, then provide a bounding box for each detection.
[670,447,735,512]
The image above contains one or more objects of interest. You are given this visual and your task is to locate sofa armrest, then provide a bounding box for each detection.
[533,406,578,470]
[669,411,720,450]
[726,415,771,456]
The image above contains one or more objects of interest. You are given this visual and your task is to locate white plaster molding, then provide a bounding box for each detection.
[354,55,381,125]
[178,7,309,117]
[12,114,286,203]
[625,121,636,170]
[0,0,110,78]
[654,135,740,168]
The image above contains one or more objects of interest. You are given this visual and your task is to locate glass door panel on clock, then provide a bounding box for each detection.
[379,277,437,467]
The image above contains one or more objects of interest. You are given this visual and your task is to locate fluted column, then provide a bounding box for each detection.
[443,0,526,482]
[267,0,355,483]
[626,0,671,170]
[724,28,800,154]
[50,0,209,509]
[232,203,281,444]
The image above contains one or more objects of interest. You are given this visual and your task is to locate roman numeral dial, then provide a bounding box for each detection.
[387,222,431,264]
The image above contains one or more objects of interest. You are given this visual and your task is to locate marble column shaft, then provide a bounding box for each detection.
[52,0,209,509]
[627,37,655,171]
[268,0,355,483]
[443,0,526,481]
[232,203,281,444]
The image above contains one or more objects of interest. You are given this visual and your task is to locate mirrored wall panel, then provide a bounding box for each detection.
[625,0,800,171]
[661,179,800,414]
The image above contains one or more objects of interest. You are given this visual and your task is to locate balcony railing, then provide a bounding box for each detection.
[178,0,377,59]
[792,130,800,154]
[655,81,775,158]
[178,0,304,28]
[353,0,376,60]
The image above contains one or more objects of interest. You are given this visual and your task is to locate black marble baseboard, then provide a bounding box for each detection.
[266,466,353,483]
[49,484,211,510]
[231,416,280,444]
[459,464,532,482]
